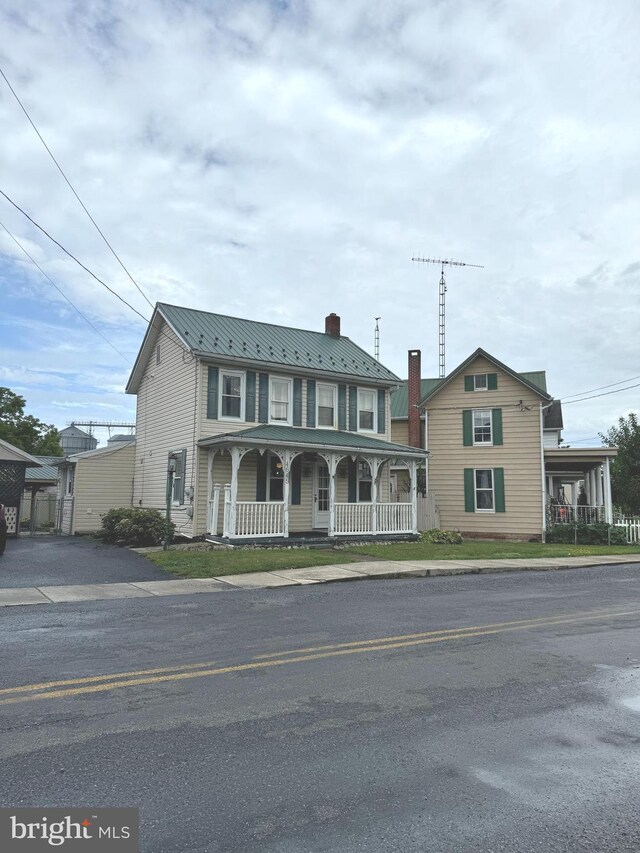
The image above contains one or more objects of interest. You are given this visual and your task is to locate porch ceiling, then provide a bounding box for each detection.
[545,447,617,464]
[198,425,427,458]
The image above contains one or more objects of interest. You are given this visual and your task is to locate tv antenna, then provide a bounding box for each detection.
[374,317,381,361]
[411,256,484,378]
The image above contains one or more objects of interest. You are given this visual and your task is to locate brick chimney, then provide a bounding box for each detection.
[408,349,422,449]
[325,313,341,336]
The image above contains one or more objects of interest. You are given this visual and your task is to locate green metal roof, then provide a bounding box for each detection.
[518,371,547,393]
[25,456,64,482]
[158,303,400,383]
[391,379,441,418]
[199,425,426,456]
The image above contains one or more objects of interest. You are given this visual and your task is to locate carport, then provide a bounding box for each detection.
[0,438,41,537]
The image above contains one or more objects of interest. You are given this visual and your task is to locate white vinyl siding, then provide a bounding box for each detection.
[72,443,135,534]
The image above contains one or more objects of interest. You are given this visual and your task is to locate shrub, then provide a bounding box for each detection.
[547,522,627,545]
[101,508,174,547]
[421,529,463,545]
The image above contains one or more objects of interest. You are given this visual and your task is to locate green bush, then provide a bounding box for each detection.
[101,508,174,547]
[547,522,627,545]
[421,529,463,545]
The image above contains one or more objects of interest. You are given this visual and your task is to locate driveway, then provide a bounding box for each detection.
[0,536,176,588]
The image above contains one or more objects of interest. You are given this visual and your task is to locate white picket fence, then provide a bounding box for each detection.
[396,492,439,532]
[614,516,640,544]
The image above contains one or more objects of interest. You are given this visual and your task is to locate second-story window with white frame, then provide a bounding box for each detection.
[358,389,376,432]
[317,383,336,428]
[220,370,244,420]
[269,377,292,425]
[473,373,488,390]
[473,409,492,444]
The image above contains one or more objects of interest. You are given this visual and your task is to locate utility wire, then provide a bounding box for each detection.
[0,220,130,363]
[562,374,640,401]
[562,382,640,405]
[0,64,154,310]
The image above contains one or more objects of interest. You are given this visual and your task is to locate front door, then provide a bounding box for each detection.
[313,460,330,530]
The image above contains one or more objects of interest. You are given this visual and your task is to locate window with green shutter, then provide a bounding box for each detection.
[464,467,505,513]
[491,409,503,445]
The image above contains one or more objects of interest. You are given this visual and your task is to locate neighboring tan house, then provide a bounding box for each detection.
[391,348,616,540]
[56,441,136,535]
[125,303,426,541]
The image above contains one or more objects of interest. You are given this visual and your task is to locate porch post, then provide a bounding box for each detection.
[369,456,383,536]
[277,449,296,539]
[229,447,243,537]
[223,484,231,537]
[210,484,221,535]
[319,452,342,538]
[596,464,603,512]
[604,457,613,524]
[410,459,418,534]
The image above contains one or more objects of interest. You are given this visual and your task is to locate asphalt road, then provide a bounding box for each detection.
[1,564,640,852]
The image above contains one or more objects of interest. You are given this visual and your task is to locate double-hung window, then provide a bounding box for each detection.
[220,371,244,420]
[317,383,337,428]
[270,378,292,425]
[473,373,488,391]
[473,410,492,445]
[358,389,376,432]
[170,449,186,506]
[475,469,494,511]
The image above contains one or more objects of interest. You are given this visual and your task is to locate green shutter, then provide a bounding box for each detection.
[462,410,473,446]
[307,380,316,427]
[245,371,256,422]
[292,378,302,426]
[338,384,347,430]
[347,458,357,502]
[258,373,269,423]
[488,373,498,390]
[291,455,301,505]
[377,389,385,434]
[464,375,474,392]
[206,366,219,419]
[492,408,503,445]
[494,467,505,512]
[256,452,267,501]
[464,468,475,512]
[348,385,358,431]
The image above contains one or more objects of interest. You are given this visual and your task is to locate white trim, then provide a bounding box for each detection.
[219,369,245,422]
[357,387,377,433]
[472,409,493,446]
[269,377,293,426]
[473,373,489,391]
[170,447,186,506]
[356,458,373,502]
[266,450,285,502]
[474,468,495,512]
[316,382,338,430]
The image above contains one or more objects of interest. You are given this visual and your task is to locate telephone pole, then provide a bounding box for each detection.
[411,256,484,378]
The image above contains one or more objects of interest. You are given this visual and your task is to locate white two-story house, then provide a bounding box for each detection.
[126,304,426,541]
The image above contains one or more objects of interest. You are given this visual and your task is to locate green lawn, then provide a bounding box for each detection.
[146,540,640,578]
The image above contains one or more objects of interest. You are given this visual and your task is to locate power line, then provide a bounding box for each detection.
[0,65,154,310]
[0,220,130,363]
[562,373,640,401]
[562,381,640,405]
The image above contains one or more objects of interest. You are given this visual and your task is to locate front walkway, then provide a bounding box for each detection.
[3,554,640,606]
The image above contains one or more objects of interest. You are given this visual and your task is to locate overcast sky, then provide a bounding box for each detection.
[1,0,638,447]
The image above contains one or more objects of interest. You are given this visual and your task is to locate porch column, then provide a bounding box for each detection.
[276,449,298,539]
[604,457,613,524]
[369,456,383,536]
[228,447,249,537]
[319,453,342,538]
[409,459,418,534]
[596,464,603,508]
[223,484,231,537]
[210,484,221,535]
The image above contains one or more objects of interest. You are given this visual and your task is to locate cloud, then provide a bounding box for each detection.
[0,0,638,441]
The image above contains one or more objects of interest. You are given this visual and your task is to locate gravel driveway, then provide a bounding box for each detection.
[0,536,176,588]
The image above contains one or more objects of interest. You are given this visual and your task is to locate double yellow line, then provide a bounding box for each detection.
[1,606,638,706]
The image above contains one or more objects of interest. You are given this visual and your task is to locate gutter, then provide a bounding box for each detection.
[197,435,427,459]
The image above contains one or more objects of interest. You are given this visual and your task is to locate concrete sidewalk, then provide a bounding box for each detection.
[2,553,640,606]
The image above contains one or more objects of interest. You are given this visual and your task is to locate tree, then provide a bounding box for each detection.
[600,413,640,516]
[0,387,63,456]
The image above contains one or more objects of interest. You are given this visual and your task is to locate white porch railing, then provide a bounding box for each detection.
[334,503,372,535]
[376,502,413,534]
[615,517,640,544]
[549,505,605,525]
[235,501,284,538]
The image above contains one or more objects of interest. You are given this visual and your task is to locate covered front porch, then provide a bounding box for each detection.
[544,447,617,526]
[199,426,426,541]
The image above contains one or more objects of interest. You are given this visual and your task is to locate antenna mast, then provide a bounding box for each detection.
[411,256,484,378]
[374,317,381,361]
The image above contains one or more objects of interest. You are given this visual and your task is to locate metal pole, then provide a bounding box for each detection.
[165,455,177,551]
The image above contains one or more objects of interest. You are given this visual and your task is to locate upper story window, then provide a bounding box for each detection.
[473,410,492,445]
[270,378,292,425]
[358,389,376,432]
[473,373,488,391]
[317,383,337,428]
[220,370,244,420]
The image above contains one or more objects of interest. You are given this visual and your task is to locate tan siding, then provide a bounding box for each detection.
[426,356,544,538]
[391,421,409,446]
[133,321,199,536]
[73,444,135,533]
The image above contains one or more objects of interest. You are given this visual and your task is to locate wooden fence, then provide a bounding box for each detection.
[396,492,439,532]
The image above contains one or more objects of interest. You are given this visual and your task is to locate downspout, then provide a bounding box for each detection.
[539,402,552,543]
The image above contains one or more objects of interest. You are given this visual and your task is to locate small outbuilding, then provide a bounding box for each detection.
[0,438,42,536]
